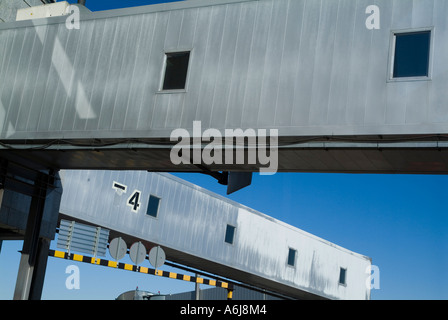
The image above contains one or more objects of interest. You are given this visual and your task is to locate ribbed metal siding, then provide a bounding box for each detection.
[1,0,448,140]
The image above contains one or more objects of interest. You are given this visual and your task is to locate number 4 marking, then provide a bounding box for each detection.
[127,190,141,212]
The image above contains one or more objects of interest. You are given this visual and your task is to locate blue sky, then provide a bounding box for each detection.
[1,0,447,300]
[65,0,182,11]
[187,172,448,300]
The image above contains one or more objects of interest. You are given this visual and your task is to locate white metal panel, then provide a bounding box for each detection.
[16,2,70,21]
[0,0,448,139]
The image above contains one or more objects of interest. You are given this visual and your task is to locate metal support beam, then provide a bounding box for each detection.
[0,157,61,299]
[0,159,57,197]
[13,172,49,300]
[28,237,51,300]
[195,273,200,300]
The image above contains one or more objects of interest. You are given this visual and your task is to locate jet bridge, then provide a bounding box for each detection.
[0,0,448,175]
[56,169,371,300]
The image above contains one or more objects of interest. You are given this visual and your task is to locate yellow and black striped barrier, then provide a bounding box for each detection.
[49,249,234,298]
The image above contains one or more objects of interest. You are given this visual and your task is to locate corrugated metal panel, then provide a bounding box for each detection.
[57,219,110,256]
[59,169,371,300]
[0,0,447,140]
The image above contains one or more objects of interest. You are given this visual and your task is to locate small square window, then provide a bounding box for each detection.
[162,51,190,90]
[287,248,296,267]
[339,267,347,286]
[146,195,161,218]
[392,30,431,79]
[225,225,236,244]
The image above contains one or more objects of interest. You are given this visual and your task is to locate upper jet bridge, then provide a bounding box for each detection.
[1,0,448,175]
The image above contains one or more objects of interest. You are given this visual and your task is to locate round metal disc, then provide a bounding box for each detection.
[129,241,146,265]
[149,246,166,269]
[109,237,127,261]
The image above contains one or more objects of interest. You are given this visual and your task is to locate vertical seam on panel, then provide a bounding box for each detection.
[97,17,119,131]
[136,13,157,130]
[290,0,306,124]
[345,0,358,124]
[25,25,48,131]
[255,0,275,126]
[307,0,322,125]
[193,7,213,122]
[325,0,341,126]
[83,19,104,131]
[162,11,174,128]
[4,27,27,130]
[208,5,229,127]
[15,28,38,130]
[239,0,259,128]
[110,16,132,130]
[178,8,200,127]
[273,0,291,126]
[67,22,90,131]
[150,12,170,129]
[123,15,146,130]
[35,24,61,132]
[223,3,243,127]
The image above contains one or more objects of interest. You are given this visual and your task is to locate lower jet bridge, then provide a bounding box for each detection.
[57,170,371,300]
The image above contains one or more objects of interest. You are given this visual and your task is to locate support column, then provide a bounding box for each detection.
[13,173,48,300]
[13,253,35,300]
[29,237,51,300]
[0,187,3,255]
[195,273,200,300]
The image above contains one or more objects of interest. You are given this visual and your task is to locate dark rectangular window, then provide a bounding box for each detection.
[162,51,190,90]
[146,195,161,218]
[393,31,431,78]
[287,248,296,267]
[225,225,236,244]
[339,267,347,286]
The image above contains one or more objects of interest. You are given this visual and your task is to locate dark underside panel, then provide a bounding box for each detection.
[1,136,448,174]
